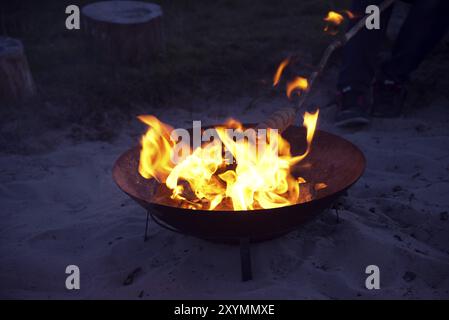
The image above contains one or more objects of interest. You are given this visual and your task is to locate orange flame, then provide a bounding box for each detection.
[324,11,345,34]
[286,76,308,99]
[324,11,344,25]
[290,110,319,165]
[137,112,320,211]
[344,10,355,19]
[314,182,328,191]
[273,57,290,87]
[138,115,174,182]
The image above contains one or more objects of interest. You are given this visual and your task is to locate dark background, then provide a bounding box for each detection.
[1,0,449,300]
[1,0,448,148]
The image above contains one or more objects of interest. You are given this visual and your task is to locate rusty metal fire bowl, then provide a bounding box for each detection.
[113,125,366,242]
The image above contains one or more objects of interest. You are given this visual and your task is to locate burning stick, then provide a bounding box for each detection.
[257,0,396,132]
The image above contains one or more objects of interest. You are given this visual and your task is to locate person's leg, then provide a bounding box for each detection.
[381,0,449,83]
[335,0,394,127]
[337,0,394,93]
[371,0,449,117]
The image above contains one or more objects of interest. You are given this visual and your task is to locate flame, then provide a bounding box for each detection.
[286,76,308,99]
[273,58,290,87]
[290,110,319,165]
[138,115,174,182]
[137,112,320,211]
[343,10,355,19]
[324,11,344,25]
[324,11,345,34]
[314,182,327,191]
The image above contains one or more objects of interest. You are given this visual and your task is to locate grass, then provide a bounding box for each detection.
[4,0,340,105]
[1,0,345,150]
[1,0,447,152]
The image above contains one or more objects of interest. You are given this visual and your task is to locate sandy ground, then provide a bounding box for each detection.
[1,93,449,299]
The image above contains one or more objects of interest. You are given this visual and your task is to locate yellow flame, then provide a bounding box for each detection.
[290,110,319,165]
[138,112,320,211]
[138,115,174,182]
[324,11,344,25]
[323,11,345,34]
[297,177,306,184]
[273,58,290,87]
[286,77,308,99]
[165,139,225,211]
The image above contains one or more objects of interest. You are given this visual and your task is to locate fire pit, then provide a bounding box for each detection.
[113,120,365,280]
[110,0,387,279]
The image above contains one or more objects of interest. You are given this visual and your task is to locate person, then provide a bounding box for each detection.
[335,0,449,127]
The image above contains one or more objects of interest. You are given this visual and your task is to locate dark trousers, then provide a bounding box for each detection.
[338,0,449,92]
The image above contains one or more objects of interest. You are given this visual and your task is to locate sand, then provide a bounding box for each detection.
[1,96,449,299]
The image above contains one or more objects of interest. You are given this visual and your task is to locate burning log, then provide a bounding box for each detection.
[0,36,35,103]
[81,1,165,65]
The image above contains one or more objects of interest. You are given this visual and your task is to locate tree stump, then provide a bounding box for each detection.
[0,37,36,103]
[82,1,165,65]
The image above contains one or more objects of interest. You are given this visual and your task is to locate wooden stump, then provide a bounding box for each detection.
[0,36,36,103]
[82,1,165,65]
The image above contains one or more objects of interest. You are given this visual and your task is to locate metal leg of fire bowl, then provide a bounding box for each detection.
[240,238,252,282]
[144,210,150,242]
[329,201,340,224]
